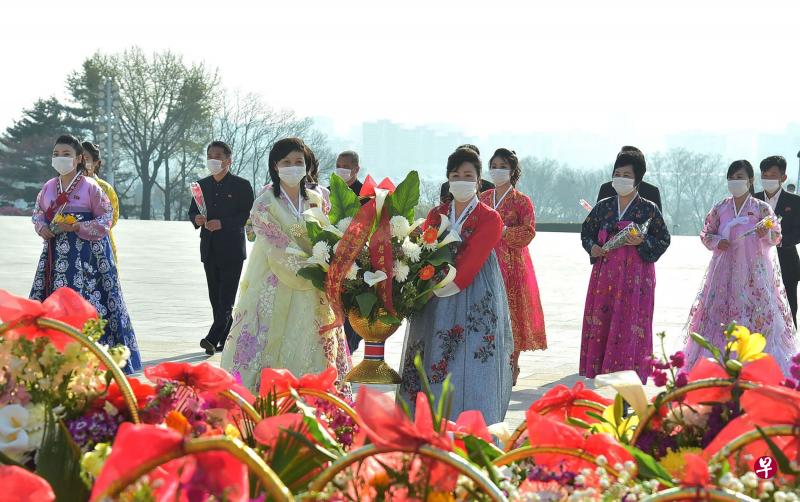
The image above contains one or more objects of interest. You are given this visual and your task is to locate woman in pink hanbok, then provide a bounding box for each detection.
[684,160,798,374]
[480,148,546,386]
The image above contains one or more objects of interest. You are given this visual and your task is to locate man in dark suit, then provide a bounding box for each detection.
[597,146,662,212]
[755,155,800,326]
[439,144,494,203]
[330,150,366,353]
[189,141,255,355]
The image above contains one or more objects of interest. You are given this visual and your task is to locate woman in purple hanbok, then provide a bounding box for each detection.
[684,160,798,374]
[580,150,671,383]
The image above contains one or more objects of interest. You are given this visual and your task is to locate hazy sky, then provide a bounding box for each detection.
[4,0,800,146]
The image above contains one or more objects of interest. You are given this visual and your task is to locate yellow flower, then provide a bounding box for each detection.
[62,215,78,224]
[427,492,455,502]
[764,218,775,229]
[590,404,639,442]
[165,411,191,435]
[224,424,241,440]
[658,447,703,480]
[630,228,639,237]
[726,325,767,363]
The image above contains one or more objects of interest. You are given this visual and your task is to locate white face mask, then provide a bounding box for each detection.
[207,159,224,176]
[728,179,750,197]
[762,179,781,193]
[611,177,636,196]
[52,157,75,176]
[279,165,306,187]
[488,169,511,185]
[335,168,352,181]
[449,180,477,202]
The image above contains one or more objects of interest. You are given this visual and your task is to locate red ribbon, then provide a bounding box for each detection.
[321,199,378,333]
[369,208,395,315]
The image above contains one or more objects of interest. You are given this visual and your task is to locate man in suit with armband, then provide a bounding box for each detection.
[597,146,662,212]
[755,155,800,326]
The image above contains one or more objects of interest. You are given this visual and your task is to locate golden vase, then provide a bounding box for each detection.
[345,309,402,384]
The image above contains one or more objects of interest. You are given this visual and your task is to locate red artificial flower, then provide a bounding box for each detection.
[253,413,306,447]
[528,382,612,423]
[680,453,711,488]
[359,175,396,197]
[259,366,338,396]
[525,409,633,475]
[144,362,235,394]
[0,287,98,350]
[180,450,248,502]
[684,356,784,405]
[100,377,156,412]
[419,265,435,281]
[0,466,55,502]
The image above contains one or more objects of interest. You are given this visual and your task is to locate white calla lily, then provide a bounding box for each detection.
[305,255,329,271]
[433,265,457,289]
[303,207,330,227]
[285,245,309,257]
[437,214,451,237]
[0,405,29,436]
[487,422,512,444]
[437,230,462,248]
[322,225,344,238]
[363,270,388,286]
[375,188,390,217]
[409,218,426,233]
[594,370,649,417]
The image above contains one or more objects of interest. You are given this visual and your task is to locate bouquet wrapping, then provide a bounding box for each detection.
[190,182,207,217]
[602,219,651,253]
[49,213,82,235]
[734,214,780,241]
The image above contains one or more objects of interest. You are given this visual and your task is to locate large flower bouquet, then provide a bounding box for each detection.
[2,286,800,501]
[298,172,460,327]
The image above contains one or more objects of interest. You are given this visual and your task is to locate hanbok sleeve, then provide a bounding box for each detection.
[252,199,314,291]
[453,208,503,290]
[581,204,603,254]
[503,194,536,249]
[101,182,120,229]
[758,202,782,247]
[700,203,724,250]
[32,186,48,237]
[76,183,112,241]
[636,205,670,263]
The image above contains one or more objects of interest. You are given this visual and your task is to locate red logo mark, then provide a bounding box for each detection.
[754,456,776,479]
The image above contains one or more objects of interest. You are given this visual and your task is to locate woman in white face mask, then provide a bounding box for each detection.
[221,137,352,396]
[478,148,547,386]
[683,160,798,374]
[579,151,671,384]
[30,134,141,374]
[398,147,514,424]
[82,142,120,264]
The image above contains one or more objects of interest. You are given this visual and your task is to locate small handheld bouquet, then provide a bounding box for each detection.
[189,181,207,217]
[579,199,593,212]
[245,218,256,242]
[602,219,651,253]
[735,214,780,241]
[50,213,82,235]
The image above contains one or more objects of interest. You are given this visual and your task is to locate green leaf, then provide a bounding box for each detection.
[426,246,454,266]
[305,220,322,241]
[462,435,503,464]
[35,411,89,502]
[298,266,327,291]
[756,425,799,475]
[356,291,378,317]
[622,445,675,487]
[378,313,403,326]
[689,332,722,360]
[388,171,420,222]
[613,394,624,425]
[328,174,361,224]
[566,417,593,429]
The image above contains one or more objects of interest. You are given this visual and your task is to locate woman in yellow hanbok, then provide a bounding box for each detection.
[82,142,120,263]
[221,138,352,394]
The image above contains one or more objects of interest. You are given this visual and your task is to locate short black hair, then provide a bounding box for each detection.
[207,140,232,158]
[613,151,646,185]
[620,145,642,154]
[759,155,787,174]
[54,134,85,173]
[337,150,360,166]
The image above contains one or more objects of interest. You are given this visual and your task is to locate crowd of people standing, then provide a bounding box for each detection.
[26,133,800,423]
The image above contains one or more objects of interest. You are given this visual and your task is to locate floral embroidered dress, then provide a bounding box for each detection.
[398,198,513,424]
[30,174,141,374]
[480,188,546,351]
[93,176,120,263]
[684,196,798,374]
[220,185,352,394]
[580,195,670,383]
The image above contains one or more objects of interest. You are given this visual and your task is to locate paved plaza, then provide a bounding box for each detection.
[2,216,708,427]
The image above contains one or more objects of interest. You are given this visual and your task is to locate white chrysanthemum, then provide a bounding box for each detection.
[390,215,411,239]
[312,241,331,264]
[336,217,353,233]
[401,237,422,263]
[346,263,359,281]
[393,260,410,283]
[109,345,131,367]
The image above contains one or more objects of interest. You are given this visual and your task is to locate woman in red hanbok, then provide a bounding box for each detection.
[480,148,546,385]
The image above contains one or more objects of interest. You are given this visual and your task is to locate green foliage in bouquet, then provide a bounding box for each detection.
[299,171,458,325]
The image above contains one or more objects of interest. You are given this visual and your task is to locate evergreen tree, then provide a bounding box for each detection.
[0,97,86,205]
